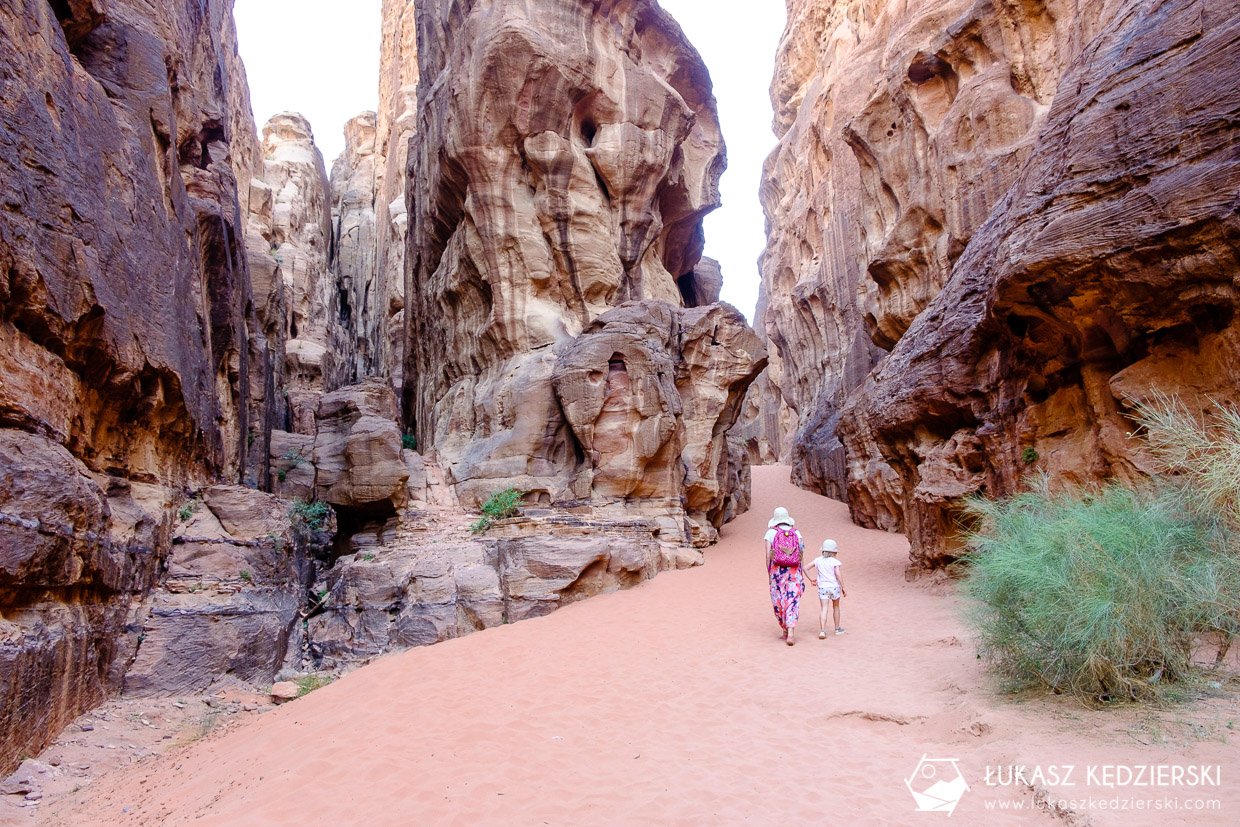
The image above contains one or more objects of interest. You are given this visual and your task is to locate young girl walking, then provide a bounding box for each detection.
[806,539,846,637]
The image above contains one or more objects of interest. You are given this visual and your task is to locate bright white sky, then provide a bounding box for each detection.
[234,0,786,320]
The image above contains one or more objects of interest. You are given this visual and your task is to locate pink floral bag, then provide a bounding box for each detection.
[771,527,800,567]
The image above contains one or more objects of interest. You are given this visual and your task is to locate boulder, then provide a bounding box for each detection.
[270,681,300,702]
[313,379,409,513]
[306,514,499,665]
[552,301,766,538]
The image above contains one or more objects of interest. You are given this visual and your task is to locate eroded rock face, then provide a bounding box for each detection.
[327,113,380,391]
[247,113,334,433]
[325,1,418,395]
[0,431,173,769]
[122,486,314,697]
[0,0,272,772]
[406,0,758,542]
[760,0,1240,563]
[304,509,699,667]
[552,301,766,543]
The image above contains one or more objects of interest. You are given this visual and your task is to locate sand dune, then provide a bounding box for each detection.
[45,468,1238,825]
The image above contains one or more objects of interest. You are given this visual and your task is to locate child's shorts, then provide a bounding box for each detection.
[818,584,842,600]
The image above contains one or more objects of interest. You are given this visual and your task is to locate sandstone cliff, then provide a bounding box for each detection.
[1,0,762,774]
[759,0,1240,563]
[247,112,335,435]
[324,0,418,395]
[0,0,275,772]
[405,0,763,545]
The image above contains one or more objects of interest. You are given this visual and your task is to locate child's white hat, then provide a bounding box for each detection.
[768,506,794,528]
[821,539,838,552]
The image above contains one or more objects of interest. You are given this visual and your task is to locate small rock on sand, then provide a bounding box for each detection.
[271,682,300,702]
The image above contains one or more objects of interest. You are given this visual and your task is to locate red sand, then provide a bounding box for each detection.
[45,467,1239,825]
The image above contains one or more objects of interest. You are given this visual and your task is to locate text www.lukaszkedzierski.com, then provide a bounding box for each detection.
[985,797,1221,812]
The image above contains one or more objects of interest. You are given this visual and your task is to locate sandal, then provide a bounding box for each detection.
[818,631,827,639]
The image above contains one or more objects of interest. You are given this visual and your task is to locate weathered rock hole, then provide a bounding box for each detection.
[177,120,226,170]
[676,271,704,307]
[49,0,105,51]
[560,558,609,601]
[330,501,398,561]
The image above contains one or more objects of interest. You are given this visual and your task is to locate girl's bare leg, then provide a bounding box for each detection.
[819,598,829,634]
[833,599,842,631]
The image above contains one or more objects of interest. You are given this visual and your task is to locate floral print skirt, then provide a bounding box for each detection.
[769,564,804,630]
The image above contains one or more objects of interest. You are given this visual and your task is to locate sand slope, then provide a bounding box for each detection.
[45,468,1238,825]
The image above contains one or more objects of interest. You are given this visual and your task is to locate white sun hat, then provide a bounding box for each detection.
[821,539,838,552]
[768,506,794,528]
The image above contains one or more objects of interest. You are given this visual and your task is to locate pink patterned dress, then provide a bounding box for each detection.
[769,562,805,630]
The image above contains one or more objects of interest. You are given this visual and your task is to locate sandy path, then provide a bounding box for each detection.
[45,467,1238,825]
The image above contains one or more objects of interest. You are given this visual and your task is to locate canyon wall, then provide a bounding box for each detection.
[1,0,760,772]
[247,112,335,435]
[0,0,276,771]
[760,0,1240,563]
[405,0,765,546]
[325,0,419,396]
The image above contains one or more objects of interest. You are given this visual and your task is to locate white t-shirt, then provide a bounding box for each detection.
[811,555,842,588]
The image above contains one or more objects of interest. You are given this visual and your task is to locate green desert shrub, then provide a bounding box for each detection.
[177,497,199,522]
[962,479,1240,703]
[402,432,417,451]
[469,488,524,534]
[963,394,1240,705]
[295,673,335,697]
[289,498,332,534]
[482,488,523,519]
[1134,391,1240,526]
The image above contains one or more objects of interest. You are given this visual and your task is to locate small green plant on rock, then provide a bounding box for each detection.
[239,570,252,582]
[281,447,308,466]
[470,488,524,534]
[483,488,523,519]
[289,498,332,534]
[296,674,334,697]
[1021,446,1039,464]
[178,497,199,522]
[402,432,417,451]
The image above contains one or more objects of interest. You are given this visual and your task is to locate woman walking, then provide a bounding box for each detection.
[764,507,805,645]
